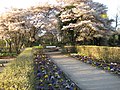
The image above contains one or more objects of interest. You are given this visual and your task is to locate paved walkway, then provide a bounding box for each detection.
[46,52,120,90]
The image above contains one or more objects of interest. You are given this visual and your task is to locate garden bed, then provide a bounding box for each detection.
[76,46,120,62]
[34,52,80,90]
[70,53,120,76]
[0,52,17,59]
[0,56,16,59]
[64,45,120,62]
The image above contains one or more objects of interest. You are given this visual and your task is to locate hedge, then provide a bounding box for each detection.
[0,48,35,90]
[63,46,77,53]
[64,46,120,62]
[76,46,120,62]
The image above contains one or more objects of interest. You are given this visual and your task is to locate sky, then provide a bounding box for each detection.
[0,0,57,13]
[93,0,120,18]
[0,0,120,19]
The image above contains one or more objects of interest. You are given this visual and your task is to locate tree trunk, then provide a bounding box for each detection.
[9,41,12,53]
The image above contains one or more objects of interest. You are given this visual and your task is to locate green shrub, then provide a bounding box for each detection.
[64,46,77,53]
[32,46,43,55]
[76,46,120,62]
[0,52,17,57]
[0,48,35,90]
[32,46,43,49]
[64,45,120,62]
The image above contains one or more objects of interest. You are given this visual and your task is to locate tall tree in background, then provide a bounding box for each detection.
[0,9,39,53]
[56,0,113,45]
[114,9,120,30]
[0,0,115,52]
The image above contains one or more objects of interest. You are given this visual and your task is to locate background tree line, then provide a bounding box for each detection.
[0,0,119,54]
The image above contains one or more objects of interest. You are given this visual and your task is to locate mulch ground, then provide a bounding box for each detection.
[0,56,16,59]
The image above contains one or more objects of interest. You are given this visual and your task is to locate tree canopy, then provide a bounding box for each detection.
[0,0,115,52]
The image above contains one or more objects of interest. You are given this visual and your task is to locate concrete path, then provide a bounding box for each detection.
[46,52,120,90]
